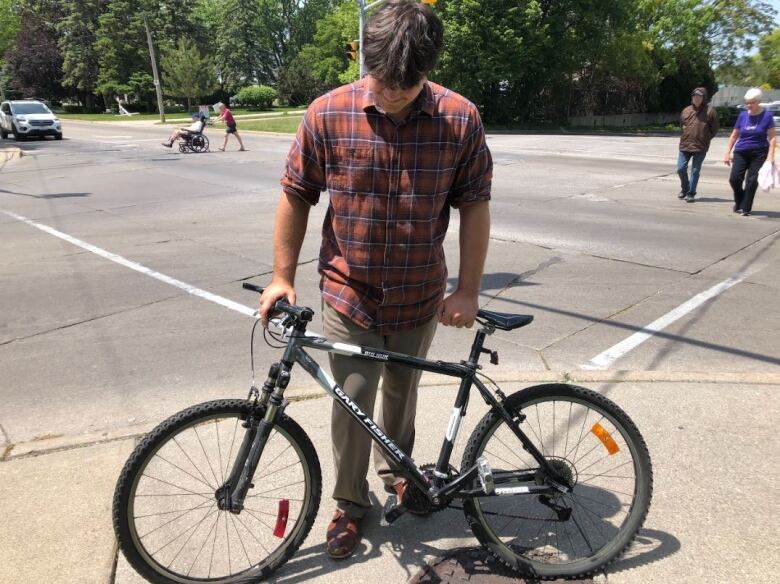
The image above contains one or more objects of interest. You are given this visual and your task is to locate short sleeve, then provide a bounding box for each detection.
[448,106,493,208]
[280,109,326,205]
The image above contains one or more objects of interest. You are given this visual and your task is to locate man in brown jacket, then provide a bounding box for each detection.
[677,87,719,202]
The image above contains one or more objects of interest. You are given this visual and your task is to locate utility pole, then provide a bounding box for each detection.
[143,16,166,123]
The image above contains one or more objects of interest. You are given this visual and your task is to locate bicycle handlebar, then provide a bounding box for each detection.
[242,283,314,322]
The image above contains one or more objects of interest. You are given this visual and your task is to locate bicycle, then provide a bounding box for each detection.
[113,282,653,583]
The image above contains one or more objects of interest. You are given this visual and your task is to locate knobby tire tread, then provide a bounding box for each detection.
[113,399,321,584]
[461,383,653,580]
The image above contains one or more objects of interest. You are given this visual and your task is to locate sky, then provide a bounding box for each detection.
[771,0,780,23]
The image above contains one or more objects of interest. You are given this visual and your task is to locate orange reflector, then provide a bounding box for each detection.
[591,423,620,455]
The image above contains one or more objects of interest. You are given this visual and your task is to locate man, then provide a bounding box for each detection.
[677,87,719,202]
[259,0,492,561]
[161,113,204,148]
[214,102,245,152]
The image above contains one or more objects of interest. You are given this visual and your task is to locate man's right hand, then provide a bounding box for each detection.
[258,281,296,327]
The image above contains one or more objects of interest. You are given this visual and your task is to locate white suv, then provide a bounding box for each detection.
[0,100,62,140]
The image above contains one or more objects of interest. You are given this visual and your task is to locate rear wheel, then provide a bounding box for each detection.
[114,399,321,584]
[191,134,209,153]
[461,384,652,579]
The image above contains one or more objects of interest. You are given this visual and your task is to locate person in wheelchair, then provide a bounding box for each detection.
[161,113,205,148]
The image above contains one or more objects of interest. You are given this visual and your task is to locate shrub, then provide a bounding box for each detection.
[237,85,278,110]
[63,104,84,113]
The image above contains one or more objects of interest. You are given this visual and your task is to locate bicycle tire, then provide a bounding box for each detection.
[461,383,652,579]
[113,399,321,584]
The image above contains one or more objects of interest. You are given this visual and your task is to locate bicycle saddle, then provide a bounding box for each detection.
[476,309,533,331]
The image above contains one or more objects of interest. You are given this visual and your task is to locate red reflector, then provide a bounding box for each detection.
[273,499,290,538]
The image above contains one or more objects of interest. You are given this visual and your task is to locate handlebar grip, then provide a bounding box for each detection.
[242,282,265,294]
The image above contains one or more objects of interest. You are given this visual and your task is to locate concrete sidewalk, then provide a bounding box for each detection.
[2,377,777,584]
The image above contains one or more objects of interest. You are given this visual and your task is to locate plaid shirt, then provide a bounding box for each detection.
[280,79,492,333]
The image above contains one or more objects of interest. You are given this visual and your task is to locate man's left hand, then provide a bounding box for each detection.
[439,289,479,328]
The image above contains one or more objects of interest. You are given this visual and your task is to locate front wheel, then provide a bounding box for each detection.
[461,384,652,579]
[113,399,321,584]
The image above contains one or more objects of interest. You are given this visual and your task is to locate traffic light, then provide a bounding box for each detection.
[345,40,359,61]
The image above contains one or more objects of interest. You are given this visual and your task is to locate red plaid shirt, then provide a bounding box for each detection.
[280,79,492,333]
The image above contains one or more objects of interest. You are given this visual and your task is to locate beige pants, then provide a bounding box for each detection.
[322,302,438,518]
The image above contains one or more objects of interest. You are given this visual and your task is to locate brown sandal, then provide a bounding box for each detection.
[326,510,361,559]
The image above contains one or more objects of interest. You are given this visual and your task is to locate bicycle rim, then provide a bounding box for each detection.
[463,385,652,578]
[123,406,315,583]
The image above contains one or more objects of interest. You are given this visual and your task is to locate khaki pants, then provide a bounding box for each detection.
[322,302,438,518]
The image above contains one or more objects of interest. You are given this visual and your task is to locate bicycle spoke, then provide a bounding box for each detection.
[246,480,305,497]
[233,511,272,556]
[173,437,215,490]
[138,500,214,539]
[215,419,225,485]
[186,509,221,577]
[229,513,252,569]
[153,454,216,492]
[140,474,214,501]
[534,404,546,455]
[563,401,573,461]
[193,426,221,487]
[148,504,216,556]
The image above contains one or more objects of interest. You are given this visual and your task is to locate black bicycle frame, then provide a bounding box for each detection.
[223,321,562,512]
[288,329,559,500]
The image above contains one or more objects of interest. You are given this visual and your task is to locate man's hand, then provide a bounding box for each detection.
[723,153,732,166]
[439,289,479,328]
[259,280,296,327]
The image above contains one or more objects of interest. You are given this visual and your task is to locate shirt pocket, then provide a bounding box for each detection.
[327,145,374,193]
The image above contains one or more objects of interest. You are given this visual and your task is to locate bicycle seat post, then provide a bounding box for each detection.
[466,323,494,368]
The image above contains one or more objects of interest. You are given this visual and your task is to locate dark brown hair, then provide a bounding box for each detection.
[363,0,444,89]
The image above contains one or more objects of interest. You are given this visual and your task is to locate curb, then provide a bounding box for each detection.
[3,372,777,461]
[1,147,23,163]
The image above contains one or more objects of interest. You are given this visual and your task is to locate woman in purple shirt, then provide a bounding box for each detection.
[723,87,777,216]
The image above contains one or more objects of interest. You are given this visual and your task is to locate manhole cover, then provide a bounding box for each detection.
[409,547,595,583]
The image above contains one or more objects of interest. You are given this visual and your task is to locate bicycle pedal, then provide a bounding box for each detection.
[477,456,495,495]
[381,495,407,526]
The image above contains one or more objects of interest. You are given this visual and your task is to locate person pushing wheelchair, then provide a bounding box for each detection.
[259,0,493,560]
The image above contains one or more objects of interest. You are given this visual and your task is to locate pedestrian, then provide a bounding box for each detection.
[161,113,204,148]
[723,87,777,216]
[214,102,245,151]
[676,87,719,202]
[258,0,492,561]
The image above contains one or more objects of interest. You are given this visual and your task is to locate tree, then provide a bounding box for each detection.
[436,0,634,123]
[758,27,780,88]
[161,37,218,109]
[277,1,358,105]
[0,0,20,59]
[94,0,148,102]
[257,0,333,82]
[0,0,21,100]
[5,0,65,100]
[216,0,266,90]
[58,0,103,108]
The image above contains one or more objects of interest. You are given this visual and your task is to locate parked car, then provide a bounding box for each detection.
[0,99,62,140]
[767,101,780,128]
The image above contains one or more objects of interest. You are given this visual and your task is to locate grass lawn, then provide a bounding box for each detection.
[59,106,306,123]
[238,116,303,133]
[58,112,166,122]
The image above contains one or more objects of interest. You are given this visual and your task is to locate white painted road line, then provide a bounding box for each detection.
[1,209,258,319]
[581,274,748,370]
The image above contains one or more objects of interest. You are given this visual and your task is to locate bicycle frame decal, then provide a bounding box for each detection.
[295,348,406,463]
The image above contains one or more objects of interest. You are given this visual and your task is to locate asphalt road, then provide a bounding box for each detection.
[1,120,778,447]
